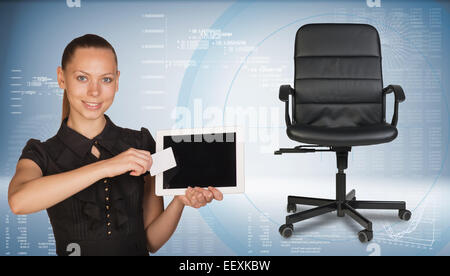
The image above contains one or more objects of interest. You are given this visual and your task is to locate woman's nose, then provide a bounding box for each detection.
[87,80,100,97]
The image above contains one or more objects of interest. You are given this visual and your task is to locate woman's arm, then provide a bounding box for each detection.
[8,159,109,215]
[142,175,183,253]
[8,148,153,215]
[142,175,223,253]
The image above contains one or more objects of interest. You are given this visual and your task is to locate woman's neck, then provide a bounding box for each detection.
[67,113,107,140]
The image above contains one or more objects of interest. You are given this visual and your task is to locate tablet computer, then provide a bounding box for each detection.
[155,127,244,196]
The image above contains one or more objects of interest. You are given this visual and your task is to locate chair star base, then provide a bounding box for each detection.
[280,192,410,242]
[277,147,411,243]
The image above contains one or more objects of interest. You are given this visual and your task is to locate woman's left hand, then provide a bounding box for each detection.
[175,186,223,208]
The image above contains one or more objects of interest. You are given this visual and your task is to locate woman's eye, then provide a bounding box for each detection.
[103,77,113,83]
[77,76,87,81]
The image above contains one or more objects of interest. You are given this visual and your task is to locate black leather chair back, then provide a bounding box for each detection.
[294,24,385,128]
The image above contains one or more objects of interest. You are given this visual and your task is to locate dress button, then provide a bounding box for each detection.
[107,222,111,226]
[107,231,112,235]
[106,197,109,201]
[105,187,109,192]
[106,214,110,218]
[106,205,110,210]
[104,179,108,184]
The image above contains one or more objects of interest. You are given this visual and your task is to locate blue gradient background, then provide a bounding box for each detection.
[0,0,448,256]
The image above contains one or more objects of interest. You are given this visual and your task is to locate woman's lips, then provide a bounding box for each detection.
[82,101,102,110]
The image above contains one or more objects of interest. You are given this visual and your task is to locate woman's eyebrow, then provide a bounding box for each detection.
[73,70,115,76]
[100,72,115,76]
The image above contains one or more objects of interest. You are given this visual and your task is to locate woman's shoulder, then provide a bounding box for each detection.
[19,134,62,174]
[22,134,62,153]
[115,125,152,140]
[114,125,155,153]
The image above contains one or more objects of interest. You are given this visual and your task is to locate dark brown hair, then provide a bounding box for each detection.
[61,34,118,121]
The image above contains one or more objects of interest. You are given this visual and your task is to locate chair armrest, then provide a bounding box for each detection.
[383,84,405,103]
[279,85,294,102]
[279,85,294,126]
[383,84,406,127]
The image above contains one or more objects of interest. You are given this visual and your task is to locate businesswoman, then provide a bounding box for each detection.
[8,34,223,256]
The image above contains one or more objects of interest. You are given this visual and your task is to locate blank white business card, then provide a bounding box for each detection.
[150,147,177,176]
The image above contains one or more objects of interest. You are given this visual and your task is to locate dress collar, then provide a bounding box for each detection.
[56,114,120,158]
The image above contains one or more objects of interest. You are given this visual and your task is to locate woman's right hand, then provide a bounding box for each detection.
[101,148,152,178]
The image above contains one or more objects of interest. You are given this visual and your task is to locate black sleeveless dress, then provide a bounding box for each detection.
[18,114,155,256]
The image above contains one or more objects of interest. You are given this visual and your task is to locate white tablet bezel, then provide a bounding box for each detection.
[155,126,244,196]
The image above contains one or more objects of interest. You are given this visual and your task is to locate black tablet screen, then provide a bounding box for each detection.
[163,132,237,189]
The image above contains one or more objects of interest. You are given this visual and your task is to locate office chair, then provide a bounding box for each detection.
[275,23,411,243]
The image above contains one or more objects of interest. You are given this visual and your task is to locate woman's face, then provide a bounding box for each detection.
[57,47,120,121]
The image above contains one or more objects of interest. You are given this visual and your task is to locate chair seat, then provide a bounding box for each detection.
[286,123,398,147]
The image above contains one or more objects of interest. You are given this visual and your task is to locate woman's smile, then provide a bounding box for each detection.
[82,100,102,110]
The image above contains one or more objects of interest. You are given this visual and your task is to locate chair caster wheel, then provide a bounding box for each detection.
[279,224,294,238]
[399,209,411,221]
[358,230,373,243]
[287,203,297,213]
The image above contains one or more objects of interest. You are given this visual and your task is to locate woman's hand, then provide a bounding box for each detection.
[101,148,152,177]
[175,186,223,208]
